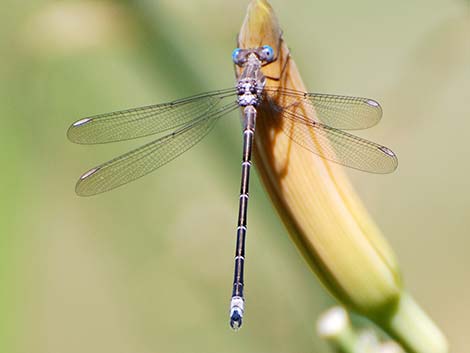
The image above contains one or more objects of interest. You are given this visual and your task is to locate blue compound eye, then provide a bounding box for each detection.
[232,48,242,64]
[261,45,274,62]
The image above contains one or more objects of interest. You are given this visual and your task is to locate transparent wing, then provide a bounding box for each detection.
[265,87,382,130]
[266,100,397,173]
[67,88,237,144]
[75,102,239,196]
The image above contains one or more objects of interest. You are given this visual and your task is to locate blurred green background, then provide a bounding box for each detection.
[1,0,469,352]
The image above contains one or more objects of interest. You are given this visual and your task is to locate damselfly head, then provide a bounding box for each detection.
[232,45,276,66]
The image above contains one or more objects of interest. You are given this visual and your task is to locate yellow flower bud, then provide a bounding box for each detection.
[236,2,447,353]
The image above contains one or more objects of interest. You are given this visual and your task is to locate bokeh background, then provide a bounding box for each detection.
[1,0,469,352]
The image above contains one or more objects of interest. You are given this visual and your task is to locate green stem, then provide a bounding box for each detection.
[379,293,448,353]
[333,327,359,353]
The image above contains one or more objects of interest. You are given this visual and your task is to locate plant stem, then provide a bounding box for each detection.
[379,293,448,353]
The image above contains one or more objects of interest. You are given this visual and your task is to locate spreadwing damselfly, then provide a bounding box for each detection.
[68,45,397,330]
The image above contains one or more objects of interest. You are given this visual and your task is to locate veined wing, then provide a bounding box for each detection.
[265,87,382,130]
[67,88,237,144]
[273,106,397,173]
[75,102,239,196]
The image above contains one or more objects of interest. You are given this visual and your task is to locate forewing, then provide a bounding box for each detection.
[68,88,237,144]
[265,87,382,130]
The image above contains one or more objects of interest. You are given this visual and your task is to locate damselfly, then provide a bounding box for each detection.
[68,45,397,330]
